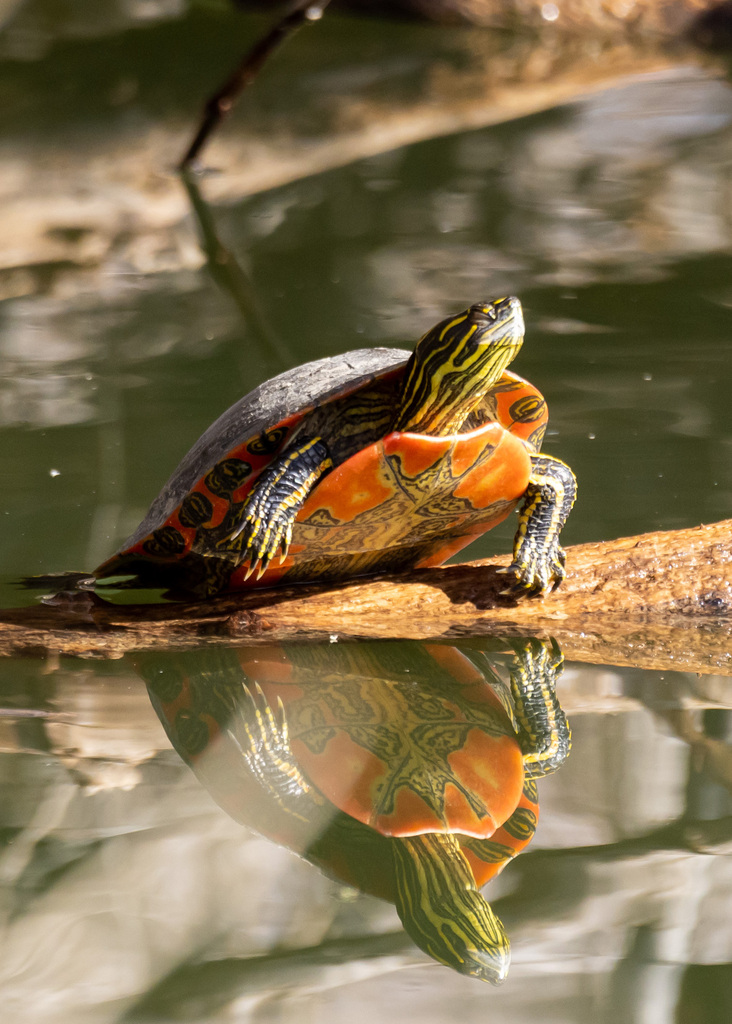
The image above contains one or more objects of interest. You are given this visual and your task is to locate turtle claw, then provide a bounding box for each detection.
[498,561,541,598]
[278,523,293,565]
[231,683,313,812]
[229,437,331,580]
[242,550,270,582]
[499,544,566,598]
[237,507,296,581]
[236,681,285,761]
[238,517,285,581]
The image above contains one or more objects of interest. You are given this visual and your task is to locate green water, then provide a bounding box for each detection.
[1,2,732,1021]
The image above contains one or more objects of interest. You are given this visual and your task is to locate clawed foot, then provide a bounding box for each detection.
[232,681,290,760]
[510,636,564,686]
[499,453,576,598]
[229,682,312,808]
[234,503,294,580]
[230,465,299,579]
[498,540,566,598]
[227,437,331,580]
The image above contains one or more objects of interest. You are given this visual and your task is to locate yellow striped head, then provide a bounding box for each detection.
[394,296,525,435]
[393,834,511,985]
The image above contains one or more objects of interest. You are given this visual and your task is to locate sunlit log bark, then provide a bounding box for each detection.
[1,519,730,675]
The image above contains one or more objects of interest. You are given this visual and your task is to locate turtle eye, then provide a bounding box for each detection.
[474,303,497,321]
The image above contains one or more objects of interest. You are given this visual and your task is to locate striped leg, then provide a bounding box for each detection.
[509,639,570,778]
[232,437,332,578]
[502,454,577,596]
[462,778,539,883]
[229,682,324,818]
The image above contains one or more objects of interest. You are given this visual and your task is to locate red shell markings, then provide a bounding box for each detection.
[97,367,549,594]
[271,422,532,578]
[283,701,523,841]
[168,416,301,555]
[265,373,545,584]
[300,440,397,524]
[100,412,303,575]
[245,642,526,842]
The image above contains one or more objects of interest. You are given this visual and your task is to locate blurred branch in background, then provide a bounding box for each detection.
[237,0,732,40]
[0,3,726,291]
[182,0,334,168]
[180,167,293,365]
[181,0,732,167]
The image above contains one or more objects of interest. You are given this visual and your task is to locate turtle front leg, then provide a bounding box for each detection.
[231,437,333,578]
[508,639,570,778]
[502,454,577,596]
[230,681,327,821]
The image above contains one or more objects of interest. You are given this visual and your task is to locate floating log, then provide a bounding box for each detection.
[1,519,730,675]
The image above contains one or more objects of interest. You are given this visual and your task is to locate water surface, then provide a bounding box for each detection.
[1,3,731,1021]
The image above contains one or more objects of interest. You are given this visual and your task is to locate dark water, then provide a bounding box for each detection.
[1,2,731,1021]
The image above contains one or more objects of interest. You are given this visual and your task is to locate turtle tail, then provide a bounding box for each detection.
[391,832,510,984]
[18,571,96,594]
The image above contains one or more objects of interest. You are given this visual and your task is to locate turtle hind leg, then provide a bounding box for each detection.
[502,453,577,597]
[229,437,333,578]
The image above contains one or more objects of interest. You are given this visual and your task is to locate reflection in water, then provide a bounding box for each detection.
[139,637,569,983]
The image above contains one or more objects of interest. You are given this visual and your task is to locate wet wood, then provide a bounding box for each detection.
[1,519,730,675]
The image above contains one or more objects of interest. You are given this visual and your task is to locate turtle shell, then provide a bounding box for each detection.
[140,642,539,901]
[96,347,548,598]
[234,643,525,841]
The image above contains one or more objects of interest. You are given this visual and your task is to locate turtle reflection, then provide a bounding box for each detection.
[140,638,570,984]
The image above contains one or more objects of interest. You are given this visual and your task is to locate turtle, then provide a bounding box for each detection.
[95,296,577,599]
[140,636,570,983]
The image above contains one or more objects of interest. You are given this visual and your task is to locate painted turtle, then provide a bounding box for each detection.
[96,297,577,599]
[141,637,570,983]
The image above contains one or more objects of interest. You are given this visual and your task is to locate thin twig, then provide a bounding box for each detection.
[181,1,333,169]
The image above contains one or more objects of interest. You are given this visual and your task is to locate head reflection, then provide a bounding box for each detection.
[140,637,569,984]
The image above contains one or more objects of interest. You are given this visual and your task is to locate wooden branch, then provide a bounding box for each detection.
[1,519,730,675]
[181,1,333,169]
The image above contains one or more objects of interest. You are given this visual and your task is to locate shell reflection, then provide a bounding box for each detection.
[139,637,570,984]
